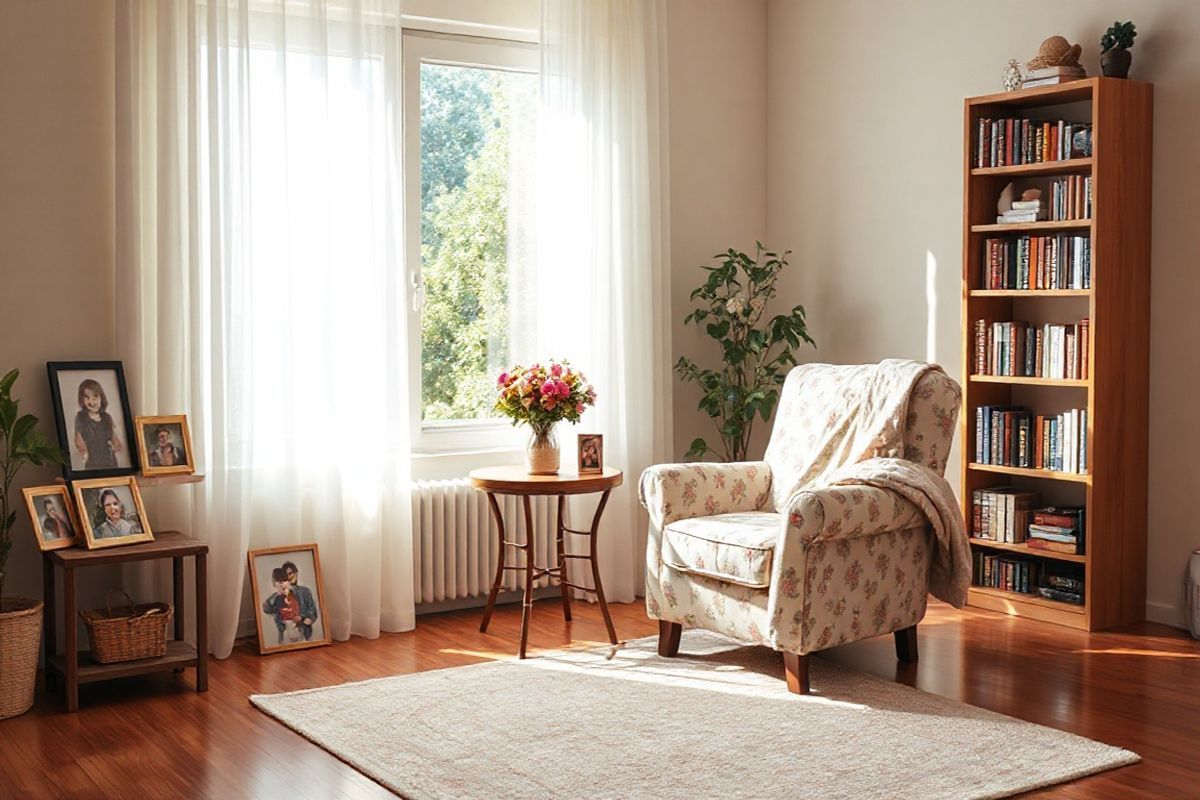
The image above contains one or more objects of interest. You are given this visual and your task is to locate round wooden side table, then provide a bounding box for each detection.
[468,465,623,658]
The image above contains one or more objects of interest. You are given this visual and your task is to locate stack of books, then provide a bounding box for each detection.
[1037,573,1085,605]
[973,552,1036,594]
[975,117,1092,167]
[972,318,1089,379]
[997,197,1047,224]
[981,234,1091,290]
[1022,66,1086,89]
[972,487,1039,542]
[1026,506,1086,555]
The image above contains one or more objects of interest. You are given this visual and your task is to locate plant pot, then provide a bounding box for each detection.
[0,597,43,720]
[525,424,560,475]
[1101,48,1131,79]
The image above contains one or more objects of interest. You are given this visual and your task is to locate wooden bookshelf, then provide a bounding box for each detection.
[960,77,1152,631]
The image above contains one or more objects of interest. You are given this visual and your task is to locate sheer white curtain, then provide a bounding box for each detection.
[115,0,414,658]
[538,0,673,600]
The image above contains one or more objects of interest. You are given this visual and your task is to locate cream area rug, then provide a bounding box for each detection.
[250,631,1137,799]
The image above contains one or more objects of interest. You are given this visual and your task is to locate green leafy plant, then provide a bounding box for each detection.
[675,244,815,462]
[0,369,64,603]
[1100,21,1136,52]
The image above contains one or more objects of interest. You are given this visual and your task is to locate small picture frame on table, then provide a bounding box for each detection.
[22,485,82,551]
[72,476,154,549]
[135,415,194,476]
[577,433,603,474]
[247,544,331,655]
[47,361,139,480]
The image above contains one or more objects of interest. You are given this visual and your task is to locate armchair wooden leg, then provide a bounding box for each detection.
[783,651,810,695]
[894,625,919,664]
[657,620,682,657]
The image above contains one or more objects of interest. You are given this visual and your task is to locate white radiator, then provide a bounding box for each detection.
[411,478,560,604]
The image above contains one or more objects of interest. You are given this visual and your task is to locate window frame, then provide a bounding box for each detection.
[402,30,538,455]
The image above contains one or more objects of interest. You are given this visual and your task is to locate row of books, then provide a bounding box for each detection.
[981,235,1091,290]
[974,118,1092,168]
[974,406,1089,474]
[971,319,1089,380]
[1038,573,1085,605]
[970,489,1086,554]
[971,552,1085,604]
[1050,176,1092,221]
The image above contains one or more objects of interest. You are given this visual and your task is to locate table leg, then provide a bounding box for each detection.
[519,495,535,659]
[196,552,208,692]
[588,489,618,644]
[63,567,78,712]
[42,557,56,693]
[172,556,185,642]
[556,494,571,622]
[479,492,507,634]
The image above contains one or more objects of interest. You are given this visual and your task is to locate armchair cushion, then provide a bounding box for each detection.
[663,511,779,588]
[784,484,925,546]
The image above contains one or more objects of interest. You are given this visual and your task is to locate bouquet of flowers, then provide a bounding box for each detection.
[494,361,596,434]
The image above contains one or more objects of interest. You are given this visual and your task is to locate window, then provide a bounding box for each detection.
[404,33,538,450]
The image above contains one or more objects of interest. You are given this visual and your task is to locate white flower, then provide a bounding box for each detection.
[749,295,765,313]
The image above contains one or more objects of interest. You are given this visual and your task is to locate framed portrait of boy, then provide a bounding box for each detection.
[71,476,154,549]
[247,544,331,655]
[577,433,603,474]
[135,415,194,477]
[22,485,81,551]
[47,361,139,480]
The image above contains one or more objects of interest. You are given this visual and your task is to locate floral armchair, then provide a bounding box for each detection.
[639,365,961,693]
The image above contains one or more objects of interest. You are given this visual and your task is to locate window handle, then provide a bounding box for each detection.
[410,272,425,312]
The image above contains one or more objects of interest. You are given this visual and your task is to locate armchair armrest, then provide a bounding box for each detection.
[639,461,772,528]
[783,484,925,546]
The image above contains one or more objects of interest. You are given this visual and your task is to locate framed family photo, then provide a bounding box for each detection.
[47,361,139,479]
[22,486,81,551]
[135,415,194,476]
[72,476,154,549]
[247,544,331,655]
[578,433,603,474]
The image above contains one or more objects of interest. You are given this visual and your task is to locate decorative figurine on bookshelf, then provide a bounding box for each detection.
[1099,21,1136,79]
[1003,59,1022,92]
[1023,36,1086,88]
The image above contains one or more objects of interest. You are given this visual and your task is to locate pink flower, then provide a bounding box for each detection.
[576,403,585,414]
[544,397,558,410]
[497,372,509,387]
[540,379,556,396]
[555,380,570,399]
[550,363,563,377]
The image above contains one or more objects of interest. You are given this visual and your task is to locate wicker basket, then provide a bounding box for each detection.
[80,591,172,664]
[0,597,43,720]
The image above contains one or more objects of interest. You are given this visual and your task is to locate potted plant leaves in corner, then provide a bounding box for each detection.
[675,243,815,462]
[0,369,64,720]
[1100,21,1136,79]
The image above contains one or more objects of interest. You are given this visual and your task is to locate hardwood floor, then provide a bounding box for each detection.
[1,599,1197,798]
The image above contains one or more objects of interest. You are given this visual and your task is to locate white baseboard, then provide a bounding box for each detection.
[1145,601,1186,629]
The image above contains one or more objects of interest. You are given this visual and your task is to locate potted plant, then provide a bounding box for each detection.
[0,369,64,720]
[494,361,596,475]
[675,243,815,462]
[1100,21,1137,79]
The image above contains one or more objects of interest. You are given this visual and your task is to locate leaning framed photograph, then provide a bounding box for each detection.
[577,433,603,474]
[247,544,331,655]
[135,415,194,476]
[71,476,154,549]
[22,485,81,551]
[47,361,139,479]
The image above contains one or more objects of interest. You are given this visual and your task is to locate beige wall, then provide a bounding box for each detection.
[0,0,117,610]
[766,0,1200,626]
[667,0,769,460]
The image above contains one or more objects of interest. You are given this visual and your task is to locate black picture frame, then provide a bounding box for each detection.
[47,361,140,480]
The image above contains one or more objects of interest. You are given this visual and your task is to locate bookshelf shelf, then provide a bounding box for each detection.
[971,157,1093,178]
[961,78,1152,631]
[970,219,1092,234]
[968,537,1088,564]
[969,375,1088,388]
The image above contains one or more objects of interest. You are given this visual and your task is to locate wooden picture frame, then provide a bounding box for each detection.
[247,544,331,655]
[577,433,603,474]
[47,361,140,480]
[135,414,195,477]
[71,476,154,549]
[22,485,82,551]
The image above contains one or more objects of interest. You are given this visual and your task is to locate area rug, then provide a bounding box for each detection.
[250,631,1138,799]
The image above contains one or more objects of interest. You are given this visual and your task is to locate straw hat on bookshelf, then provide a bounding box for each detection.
[1027,36,1082,70]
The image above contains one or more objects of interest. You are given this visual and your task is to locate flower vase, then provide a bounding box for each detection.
[525,424,560,475]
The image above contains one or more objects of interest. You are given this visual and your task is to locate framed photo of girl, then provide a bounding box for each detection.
[577,433,603,474]
[46,361,139,480]
[247,544,331,655]
[135,415,194,477]
[71,476,154,549]
[22,485,82,551]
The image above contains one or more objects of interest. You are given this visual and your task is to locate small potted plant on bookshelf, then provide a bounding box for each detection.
[0,369,64,720]
[1099,21,1137,79]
